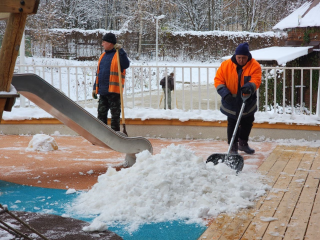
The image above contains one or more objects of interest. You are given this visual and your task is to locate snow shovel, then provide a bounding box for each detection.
[206,92,252,172]
[116,48,128,136]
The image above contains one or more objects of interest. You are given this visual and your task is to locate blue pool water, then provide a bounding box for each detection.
[0,180,206,239]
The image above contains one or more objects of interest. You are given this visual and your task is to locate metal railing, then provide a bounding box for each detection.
[15,64,320,119]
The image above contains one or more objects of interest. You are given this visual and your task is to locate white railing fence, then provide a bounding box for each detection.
[15,64,320,118]
[259,67,320,118]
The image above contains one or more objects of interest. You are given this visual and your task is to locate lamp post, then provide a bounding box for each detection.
[155,15,165,66]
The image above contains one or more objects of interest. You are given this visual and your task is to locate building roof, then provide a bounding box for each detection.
[273,0,320,30]
[221,46,313,65]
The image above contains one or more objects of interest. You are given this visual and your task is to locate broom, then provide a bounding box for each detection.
[116,49,127,136]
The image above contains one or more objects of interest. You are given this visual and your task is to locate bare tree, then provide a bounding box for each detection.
[25,0,310,33]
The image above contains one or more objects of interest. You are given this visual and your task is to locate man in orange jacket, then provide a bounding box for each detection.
[214,42,262,154]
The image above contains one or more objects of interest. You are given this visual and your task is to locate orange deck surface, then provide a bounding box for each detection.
[0,135,277,190]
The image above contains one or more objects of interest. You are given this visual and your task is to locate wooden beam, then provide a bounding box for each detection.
[0,0,39,120]
[0,12,28,118]
[0,0,39,14]
[0,99,6,120]
[0,13,28,92]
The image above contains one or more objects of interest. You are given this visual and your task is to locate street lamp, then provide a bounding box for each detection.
[155,15,165,66]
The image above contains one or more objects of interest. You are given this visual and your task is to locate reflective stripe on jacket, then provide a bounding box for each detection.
[109,52,125,94]
[214,58,261,95]
[95,51,126,94]
[214,56,262,119]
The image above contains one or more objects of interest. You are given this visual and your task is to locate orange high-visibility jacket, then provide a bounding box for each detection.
[214,58,261,95]
[95,52,126,94]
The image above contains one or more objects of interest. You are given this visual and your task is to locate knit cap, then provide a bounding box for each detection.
[235,42,250,56]
[102,33,117,44]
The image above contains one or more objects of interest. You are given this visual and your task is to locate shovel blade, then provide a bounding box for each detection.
[206,153,244,172]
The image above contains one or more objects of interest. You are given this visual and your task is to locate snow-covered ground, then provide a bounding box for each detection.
[20,132,320,234]
[2,2,320,236]
[24,134,271,233]
[70,144,271,232]
[2,56,320,234]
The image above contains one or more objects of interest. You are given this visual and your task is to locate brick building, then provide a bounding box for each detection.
[272,0,320,111]
[272,0,320,66]
[231,1,320,112]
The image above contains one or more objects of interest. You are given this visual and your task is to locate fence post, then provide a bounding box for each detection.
[316,74,320,118]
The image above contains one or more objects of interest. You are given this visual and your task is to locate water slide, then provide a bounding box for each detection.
[11,73,153,166]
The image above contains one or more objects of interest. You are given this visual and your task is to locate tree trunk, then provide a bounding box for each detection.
[137,0,143,60]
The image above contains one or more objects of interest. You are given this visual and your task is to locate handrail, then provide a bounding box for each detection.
[15,64,320,119]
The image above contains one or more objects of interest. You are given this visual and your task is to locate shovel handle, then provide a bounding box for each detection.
[117,49,125,124]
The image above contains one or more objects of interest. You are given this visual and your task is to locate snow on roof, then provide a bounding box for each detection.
[273,1,320,30]
[221,46,313,65]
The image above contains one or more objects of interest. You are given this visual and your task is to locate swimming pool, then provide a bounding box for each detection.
[0,180,206,240]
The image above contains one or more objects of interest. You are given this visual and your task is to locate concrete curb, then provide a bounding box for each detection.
[1,118,320,141]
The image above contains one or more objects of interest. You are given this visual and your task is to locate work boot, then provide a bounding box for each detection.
[229,142,238,155]
[238,138,255,154]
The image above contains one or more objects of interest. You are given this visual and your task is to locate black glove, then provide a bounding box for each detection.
[241,86,251,94]
[92,90,97,99]
[224,94,233,104]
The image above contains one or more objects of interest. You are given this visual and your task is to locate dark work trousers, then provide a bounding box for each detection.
[97,94,121,131]
[162,87,172,109]
[227,115,254,144]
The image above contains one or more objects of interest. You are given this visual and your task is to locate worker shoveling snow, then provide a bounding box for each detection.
[69,144,270,233]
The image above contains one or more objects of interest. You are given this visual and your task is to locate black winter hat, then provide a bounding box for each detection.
[235,42,250,56]
[102,33,117,44]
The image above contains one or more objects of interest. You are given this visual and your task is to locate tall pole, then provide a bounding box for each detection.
[316,76,320,118]
[154,15,165,66]
[156,18,159,66]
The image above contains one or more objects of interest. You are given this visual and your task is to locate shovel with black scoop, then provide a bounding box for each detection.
[206,91,252,172]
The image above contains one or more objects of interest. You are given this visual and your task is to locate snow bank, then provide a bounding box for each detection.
[70,144,270,232]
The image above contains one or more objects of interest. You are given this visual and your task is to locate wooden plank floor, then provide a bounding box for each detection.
[199,145,320,240]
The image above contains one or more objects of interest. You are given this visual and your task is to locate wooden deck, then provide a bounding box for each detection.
[199,145,320,240]
[1,134,320,239]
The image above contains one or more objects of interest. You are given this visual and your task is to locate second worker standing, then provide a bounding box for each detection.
[92,33,130,131]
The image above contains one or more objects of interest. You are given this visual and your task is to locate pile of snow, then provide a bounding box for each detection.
[26,134,58,151]
[70,144,270,232]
